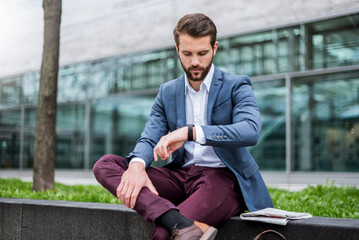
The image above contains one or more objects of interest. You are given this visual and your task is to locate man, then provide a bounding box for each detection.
[93,13,273,240]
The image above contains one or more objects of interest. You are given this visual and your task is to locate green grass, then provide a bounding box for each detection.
[1,178,358,219]
[0,178,120,204]
[268,184,359,219]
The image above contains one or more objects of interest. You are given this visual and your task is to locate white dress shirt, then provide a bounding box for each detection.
[131,64,225,168]
[182,64,225,167]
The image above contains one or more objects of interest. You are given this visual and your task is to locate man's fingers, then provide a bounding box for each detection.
[159,142,167,155]
[153,127,188,161]
[154,149,158,162]
[146,180,159,196]
[167,149,174,157]
[118,181,125,200]
[117,181,123,199]
[124,187,133,208]
[130,186,141,208]
[154,147,169,161]
[153,136,171,160]
[161,138,171,156]
[122,181,136,208]
[154,146,168,161]
[120,181,130,204]
[117,164,149,208]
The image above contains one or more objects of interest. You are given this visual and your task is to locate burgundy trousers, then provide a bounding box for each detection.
[93,154,244,240]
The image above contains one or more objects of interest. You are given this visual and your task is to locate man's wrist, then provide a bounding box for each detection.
[186,124,194,141]
[129,158,146,168]
[185,124,197,142]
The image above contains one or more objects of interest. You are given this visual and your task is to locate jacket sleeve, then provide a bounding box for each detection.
[125,85,169,168]
[201,76,261,148]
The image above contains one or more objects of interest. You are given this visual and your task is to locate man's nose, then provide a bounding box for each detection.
[191,57,200,66]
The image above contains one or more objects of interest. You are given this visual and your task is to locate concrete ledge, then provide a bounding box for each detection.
[0,198,152,240]
[1,198,359,240]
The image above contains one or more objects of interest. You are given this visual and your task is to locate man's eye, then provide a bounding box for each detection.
[183,53,191,56]
[199,52,207,56]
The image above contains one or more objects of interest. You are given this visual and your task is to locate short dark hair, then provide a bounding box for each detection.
[173,13,217,47]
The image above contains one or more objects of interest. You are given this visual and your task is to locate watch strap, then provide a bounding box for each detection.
[186,124,194,141]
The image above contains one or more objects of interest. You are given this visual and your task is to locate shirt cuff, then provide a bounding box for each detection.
[129,157,146,167]
[195,125,206,144]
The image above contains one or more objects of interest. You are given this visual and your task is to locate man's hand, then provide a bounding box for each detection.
[117,162,158,208]
[154,126,195,161]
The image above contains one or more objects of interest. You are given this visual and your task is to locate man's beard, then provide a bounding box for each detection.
[180,55,213,82]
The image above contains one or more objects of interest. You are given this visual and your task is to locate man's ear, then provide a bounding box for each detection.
[175,44,179,54]
[213,41,218,55]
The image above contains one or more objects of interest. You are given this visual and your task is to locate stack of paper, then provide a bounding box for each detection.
[240,208,312,226]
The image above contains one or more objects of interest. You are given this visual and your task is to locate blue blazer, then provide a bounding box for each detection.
[126,66,273,211]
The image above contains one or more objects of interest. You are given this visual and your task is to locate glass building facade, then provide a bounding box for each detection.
[0,13,358,172]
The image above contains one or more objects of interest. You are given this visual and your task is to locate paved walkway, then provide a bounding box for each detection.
[1,170,358,191]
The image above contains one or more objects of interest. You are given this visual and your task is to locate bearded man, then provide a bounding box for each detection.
[93,13,273,240]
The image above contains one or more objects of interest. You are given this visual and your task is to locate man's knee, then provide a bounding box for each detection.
[92,154,125,176]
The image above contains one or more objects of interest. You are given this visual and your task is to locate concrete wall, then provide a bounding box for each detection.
[1,198,359,240]
[0,0,359,78]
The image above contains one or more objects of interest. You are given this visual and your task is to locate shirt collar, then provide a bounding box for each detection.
[184,64,214,95]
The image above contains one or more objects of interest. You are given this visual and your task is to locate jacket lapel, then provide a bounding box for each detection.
[176,75,186,128]
[207,67,223,125]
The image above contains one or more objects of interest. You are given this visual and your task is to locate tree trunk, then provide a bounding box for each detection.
[32,0,62,191]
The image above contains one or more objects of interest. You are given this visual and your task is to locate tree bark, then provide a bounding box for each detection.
[32,0,62,191]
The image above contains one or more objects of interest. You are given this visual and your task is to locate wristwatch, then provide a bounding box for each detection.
[186,124,194,141]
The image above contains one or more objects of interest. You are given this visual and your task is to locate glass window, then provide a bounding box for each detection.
[22,72,39,105]
[87,64,114,99]
[251,79,286,170]
[213,49,230,73]
[113,67,130,93]
[0,109,21,168]
[147,60,163,88]
[55,103,86,168]
[58,66,86,102]
[22,106,36,169]
[310,14,359,69]
[222,28,302,76]
[276,39,289,73]
[292,71,359,172]
[129,51,171,90]
[90,95,159,168]
[113,56,132,93]
[131,64,147,90]
[166,53,179,81]
[0,77,22,107]
[19,103,86,169]
[292,27,303,71]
